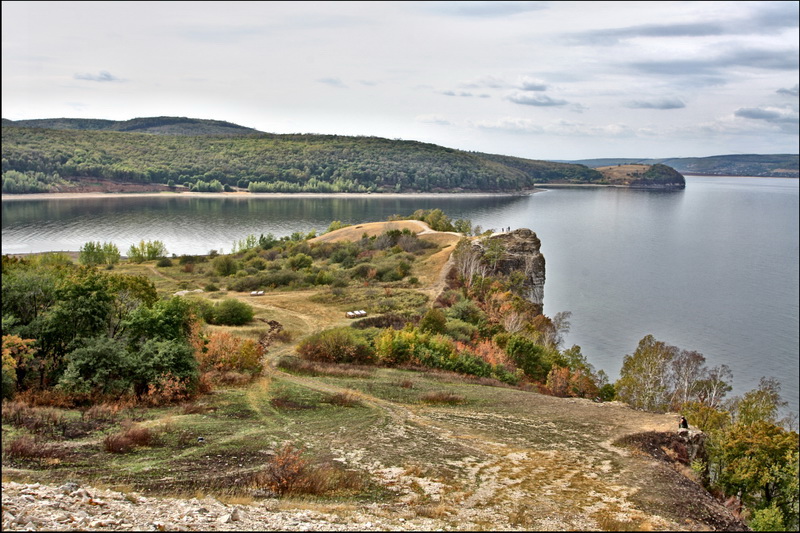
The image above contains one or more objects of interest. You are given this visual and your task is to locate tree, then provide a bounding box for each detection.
[670,349,707,409]
[505,334,550,382]
[717,421,798,516]
[419,308,447,335]
[2,335,36,399]
[696,364,733,409]
[451,238,487,288]
[58,336,132,396]
[127,239,167,262]
[615,334,677,412]
[729,377,787,426]
[212,255,237,276]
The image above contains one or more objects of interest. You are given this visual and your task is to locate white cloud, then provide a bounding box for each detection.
[2,1,797,159]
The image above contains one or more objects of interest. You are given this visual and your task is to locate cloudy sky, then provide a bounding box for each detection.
[2,1,798,160]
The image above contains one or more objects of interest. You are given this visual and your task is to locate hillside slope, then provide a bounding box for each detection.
[568,154,799,178]
[1,117,603,193]
[2,116,261,136]
[2,221,747,531]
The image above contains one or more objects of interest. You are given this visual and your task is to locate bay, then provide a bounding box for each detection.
[3,176,798,416]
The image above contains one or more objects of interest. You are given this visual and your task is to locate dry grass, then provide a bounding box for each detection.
[420,391,465,405]
[327,391,362,407]
[310,220,431,244]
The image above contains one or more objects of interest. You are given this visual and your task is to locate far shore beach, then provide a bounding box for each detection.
[1,189,543,201]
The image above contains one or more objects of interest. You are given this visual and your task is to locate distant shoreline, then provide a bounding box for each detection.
[1,189,541,201]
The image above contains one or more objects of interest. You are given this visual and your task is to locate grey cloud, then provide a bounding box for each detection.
[629,47,799,77]
[750,2,800,30]
[735,107,797,124]
[625,98,686,110]
[426,1,546,18]
[74,71,121,82]
[735,106,799,133]
[317,77,347,88]
[518,78,547,91]
[440,90,489,98]
[459,75,508,89]
[507,93,567,106]
[777,84,799,97]
[568,22,726,46]
[566,3,798,46]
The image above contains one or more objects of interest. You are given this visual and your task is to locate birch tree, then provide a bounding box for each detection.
[615,334,677,412]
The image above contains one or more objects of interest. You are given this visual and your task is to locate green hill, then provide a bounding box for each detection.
[1,117,604,194]
[567,154,799,178]
[2,116,260,136]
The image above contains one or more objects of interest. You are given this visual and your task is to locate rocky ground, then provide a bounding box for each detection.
[2,480,453,531]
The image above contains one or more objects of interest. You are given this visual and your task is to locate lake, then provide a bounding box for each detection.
[3,176,798,416]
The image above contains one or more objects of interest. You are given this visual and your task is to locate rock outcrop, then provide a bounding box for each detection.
[469,228,546,314]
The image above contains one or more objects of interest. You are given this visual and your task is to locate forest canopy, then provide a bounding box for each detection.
[1,119,604,193]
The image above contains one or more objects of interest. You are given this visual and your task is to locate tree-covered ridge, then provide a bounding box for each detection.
[2,116,260,136]
[1,121,603,193]
[569,154,800,178]
[595,163,686,188]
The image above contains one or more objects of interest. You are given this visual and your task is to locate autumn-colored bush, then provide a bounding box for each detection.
[1,400,68,436]
[328,391,361,407]
[5,435,66,460]
[142,372,197,406]
[197,332,264,378]
[546,366,599,399]
[249,443,367,496]
[254,443,309,494]
[103,423,154,453]
[420,391,464,405]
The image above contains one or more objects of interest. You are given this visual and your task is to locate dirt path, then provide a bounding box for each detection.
[266,368,732,531]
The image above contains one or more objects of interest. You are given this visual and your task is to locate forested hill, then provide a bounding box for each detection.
[1,117,604,194]
[1,116,261,136]
[566,154,799,178]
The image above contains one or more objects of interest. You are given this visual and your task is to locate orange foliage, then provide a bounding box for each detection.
[198,331,264,376]
[456,339,515,369]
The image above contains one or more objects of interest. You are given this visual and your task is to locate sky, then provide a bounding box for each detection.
[2,1,798,161]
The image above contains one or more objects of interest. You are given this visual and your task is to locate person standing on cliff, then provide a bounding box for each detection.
[679,416,689,429]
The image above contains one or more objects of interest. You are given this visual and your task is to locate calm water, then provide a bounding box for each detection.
[3,177,798,415]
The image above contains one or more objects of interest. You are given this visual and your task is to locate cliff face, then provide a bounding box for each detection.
[476,228,546,314]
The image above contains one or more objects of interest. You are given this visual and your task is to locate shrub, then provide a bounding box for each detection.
[103,423,154,453]
[419,308,447,334]
[420,391,464,405]
[248,443,368,497]
[296,328,375,364]
[199,332,264,377]
[211,299,254,326]
[5,435,66,460]
[212,255,238,276]
[328,391,362,407]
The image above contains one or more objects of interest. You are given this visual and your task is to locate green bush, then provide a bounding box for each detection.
[212,255,238,276]
[210,299,254,326]
[296,328,375,365]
